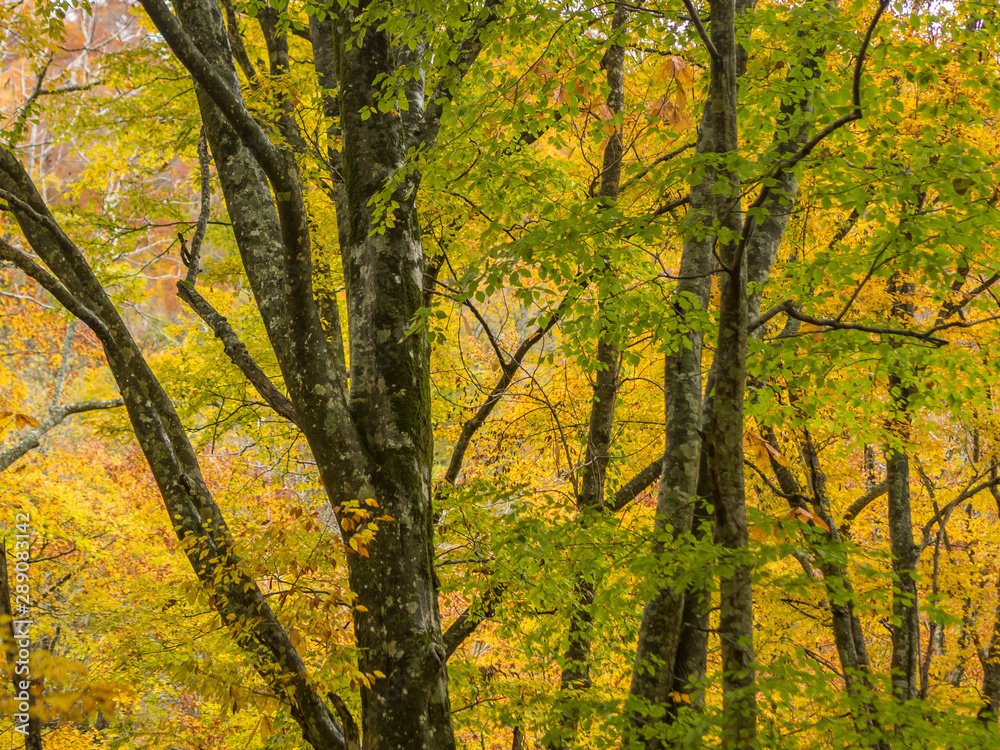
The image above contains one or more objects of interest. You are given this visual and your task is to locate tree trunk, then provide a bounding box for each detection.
[886,272,919,705]
[551,5,628,747]
[628,0,747,745]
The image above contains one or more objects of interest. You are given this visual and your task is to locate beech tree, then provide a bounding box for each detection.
[3,0,1000,749]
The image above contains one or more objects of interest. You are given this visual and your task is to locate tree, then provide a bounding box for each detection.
[3,0,1000,749]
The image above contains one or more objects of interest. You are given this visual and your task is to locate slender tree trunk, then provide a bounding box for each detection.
[626,103,722,750]
[628,2,747,744]
[886,272,919,705]
[630,0,752,747]
[692,0,756,745]
[792,427,887,748]
[977,483,1000,723]
[551,7,628,745]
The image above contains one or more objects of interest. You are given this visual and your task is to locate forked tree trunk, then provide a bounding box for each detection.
[628,0,747,744]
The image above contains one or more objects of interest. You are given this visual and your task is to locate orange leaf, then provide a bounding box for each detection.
[655,56,693,88]
[782,506,831,533]
[551,82,569,106]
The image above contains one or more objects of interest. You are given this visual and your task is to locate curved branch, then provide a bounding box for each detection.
[839,479,888,535]
[609,457,663,512]
[0,399,125,472]
[418,0,505,150]
[138,0,286,181]
[918,474,1000,555]
[681,0,720,61]
[441,292,575,486]
[443,584,506,660]
[750,301,949,346]
[0,239,110,340]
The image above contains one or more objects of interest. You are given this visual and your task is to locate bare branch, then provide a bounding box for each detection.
[749,301,950,346]
[839,480,888,536]
[443,585,505,660]
[918,474,1000,555]
[220,0,259,83]
[177,281,300,428]
[183,129,213,286]
[417,0,504,150]
[0,398,125,472]
[461,298,509,371]
[52,320,77,407]
[441,293,573,486]
[609,457,663,512]
[0,239,109,340]
[681,0,720,61]
[622,141,695,191]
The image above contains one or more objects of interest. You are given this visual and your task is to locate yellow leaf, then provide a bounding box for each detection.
[259,715,274,739]
[646,97,691,129]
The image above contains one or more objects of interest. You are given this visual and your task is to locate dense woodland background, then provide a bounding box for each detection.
[2,0,1000,748]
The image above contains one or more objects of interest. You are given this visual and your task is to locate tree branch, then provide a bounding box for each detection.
[681,0,720,61]
[740,0,889,231]
[839,479,888,535]
[184,129,212,286]
[417,0,504,150]
[0,398,125,472]
[138,0,286,181]
[609,457,663,512]
[177,282,300,428]
[443,585,506,660]
[0,239,110,340]
[441,293,573,486]
[749,301,950,346]
[918,474,1000,555]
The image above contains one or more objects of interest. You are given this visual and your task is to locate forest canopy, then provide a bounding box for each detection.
[2,0,1000,748]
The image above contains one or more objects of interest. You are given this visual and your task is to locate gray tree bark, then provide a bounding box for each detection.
[886,272,920,705]
[0,0,501,747]
[550,5,628,747]
[628,0,747,744]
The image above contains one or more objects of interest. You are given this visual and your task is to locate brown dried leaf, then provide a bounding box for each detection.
[551,82,569,106]
[655,56,693,88]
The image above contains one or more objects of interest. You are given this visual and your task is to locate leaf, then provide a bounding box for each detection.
[763,441,792,470]
[782,506,831,533]
[646,97,692,129]
[743,430,771,468]
[654,56,693,88]
[551,82,569,106]
[14,413,38,428]
[259,714,274,739]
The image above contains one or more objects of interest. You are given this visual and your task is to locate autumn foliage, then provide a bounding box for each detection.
[2,0,1000,749]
